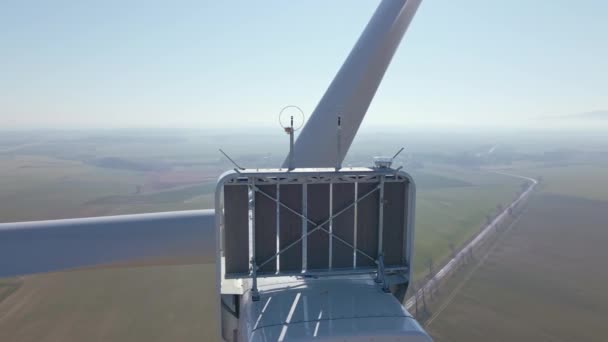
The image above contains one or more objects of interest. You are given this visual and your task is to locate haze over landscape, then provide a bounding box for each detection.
[1,0,607,341]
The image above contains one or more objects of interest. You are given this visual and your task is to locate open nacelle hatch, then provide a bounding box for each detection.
[215,167,416,300]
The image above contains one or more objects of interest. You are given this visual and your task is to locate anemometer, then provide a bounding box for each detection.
[279,105,305,170]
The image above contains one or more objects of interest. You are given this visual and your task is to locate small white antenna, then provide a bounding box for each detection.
[289,116,294,170]
[219,149,245,170]
[336,115,342,170]
[392,147,405,161]
[279,106,305,171]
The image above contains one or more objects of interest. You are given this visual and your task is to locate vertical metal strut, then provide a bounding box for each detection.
[302,184,308,272]
[378,175,385,255]
[276,183,281,272]
[329,182,334,269]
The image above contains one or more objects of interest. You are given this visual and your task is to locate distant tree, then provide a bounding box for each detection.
[432,277,440,297]
[421,287,428,313]
[496,203,504,213]
[412,283,419,317]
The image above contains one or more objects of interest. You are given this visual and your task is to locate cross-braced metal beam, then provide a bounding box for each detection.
[253,184,380,269]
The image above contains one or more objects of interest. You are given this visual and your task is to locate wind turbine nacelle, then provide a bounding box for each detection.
[214,167,430,341]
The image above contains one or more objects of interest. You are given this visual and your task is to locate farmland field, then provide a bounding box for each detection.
[0,265,217,342]
[0,130,539,341]
[514,164,608,201]
[426,164,608,341]
[411,167,523,279]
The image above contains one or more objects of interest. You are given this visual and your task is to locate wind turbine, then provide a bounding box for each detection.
[0,1,430,340]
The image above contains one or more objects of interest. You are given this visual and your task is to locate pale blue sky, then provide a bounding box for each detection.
[1,0,606,129]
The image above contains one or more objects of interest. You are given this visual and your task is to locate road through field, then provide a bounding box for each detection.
[405,171,537,311]
[424,204,529,326]
[426,191,608,341]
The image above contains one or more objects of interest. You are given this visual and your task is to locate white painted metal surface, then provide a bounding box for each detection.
[239,276,431,341]
[285,0,423,168]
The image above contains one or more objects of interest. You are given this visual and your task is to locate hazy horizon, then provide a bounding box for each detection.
[1,116,607,134]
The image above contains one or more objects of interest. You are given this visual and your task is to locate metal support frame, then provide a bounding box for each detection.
[222,169,410,186]
[250,257,260,301]
[405,180,416,272]
[302,184,308,272]
[375,176,385,285]
[253,184,379,270]
[275,184,280,273]
[328,182,333,270]
[336,116,342,171]
[353,182,358,268]
[249,178,260,301]
[378,175,385,255]
[288,128,295,170]
[376,253,390,293]
[217,168,414,288]
[248,179,256,268]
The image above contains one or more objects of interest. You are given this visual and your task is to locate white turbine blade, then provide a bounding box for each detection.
[284,0,422,168]
[0,210,215,278]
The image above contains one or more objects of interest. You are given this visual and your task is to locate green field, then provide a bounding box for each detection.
[0,130,549,341]
[0,265,217,342]
[514,164,608,201]
[412,167,522,279]
[0,154,217,222]
[0,279,21,306]
[425,164,608,341]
